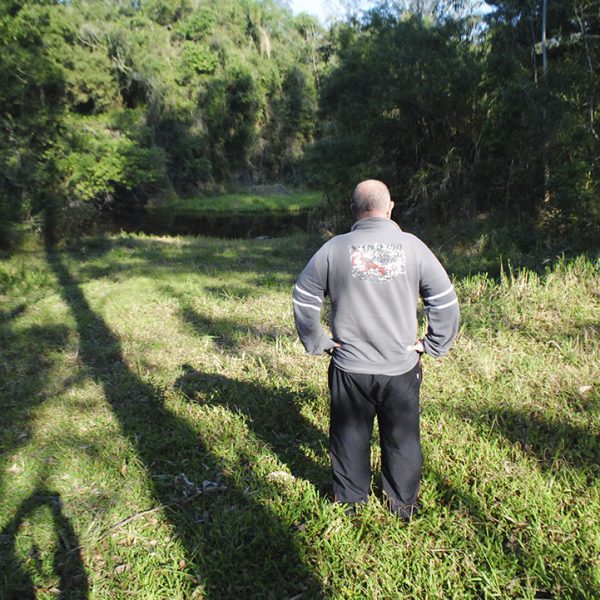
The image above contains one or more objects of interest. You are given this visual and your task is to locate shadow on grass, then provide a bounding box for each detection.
[425,464,597,597]
[424,468,535,596]
[0,298,89,597]
[180,306,256,351]
[175,366,331,496]
[413,214,597,280]
[422,394,599,595]
[0,483,88,600]
[0,319,70,490]
[67,234,317,285]
[163,284,294,354]
[45,249,322,598]
[458,406,600,477]
[0,304,27,323]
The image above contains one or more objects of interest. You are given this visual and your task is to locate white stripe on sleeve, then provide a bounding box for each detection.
[424,286,454,302]
[293,299,322,312]
[294,284,323,303]
[425,298,458,311]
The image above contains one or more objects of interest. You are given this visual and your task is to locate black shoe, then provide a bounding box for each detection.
[390,502,421,522]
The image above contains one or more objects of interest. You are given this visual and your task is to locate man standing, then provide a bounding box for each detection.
[293,180,459,520]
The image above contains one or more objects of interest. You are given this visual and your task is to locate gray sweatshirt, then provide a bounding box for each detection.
[293,217,459,375]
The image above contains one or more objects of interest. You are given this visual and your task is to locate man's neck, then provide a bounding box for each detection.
[356,211,388,221]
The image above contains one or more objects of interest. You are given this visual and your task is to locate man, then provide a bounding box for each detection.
[293,180,459,520]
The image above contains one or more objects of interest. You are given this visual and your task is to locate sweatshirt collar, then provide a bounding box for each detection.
[350,217,402,232]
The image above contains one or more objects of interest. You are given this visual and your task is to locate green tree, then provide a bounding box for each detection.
[480,0,600,242]
[0,0,67,247]
[313,8,481,219]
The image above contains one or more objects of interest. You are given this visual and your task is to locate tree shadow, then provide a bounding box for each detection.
[423,467,529,596]
[66,233,315,285]
[0,304,27,323]
[0,484,88,600]
[424,463,597,597]
[163,284,293,355]
[420,385,599,595]
[45,249,323,598]
[456,405,600,477]
[0,317,71,497]
[175,365,331,496]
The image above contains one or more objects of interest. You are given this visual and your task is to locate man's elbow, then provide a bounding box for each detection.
[423,313,459,357]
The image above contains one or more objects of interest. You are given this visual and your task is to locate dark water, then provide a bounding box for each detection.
[120,208,311,238]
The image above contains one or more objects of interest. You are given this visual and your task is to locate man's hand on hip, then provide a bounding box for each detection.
[325,342,342,356]
[407,340,425,354]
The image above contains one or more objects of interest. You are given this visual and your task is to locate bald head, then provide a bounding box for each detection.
[351,180,393,219]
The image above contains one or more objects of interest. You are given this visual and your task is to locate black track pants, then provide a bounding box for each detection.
[328,361,422,509]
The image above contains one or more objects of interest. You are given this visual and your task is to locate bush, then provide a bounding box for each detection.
[51,111,167,222]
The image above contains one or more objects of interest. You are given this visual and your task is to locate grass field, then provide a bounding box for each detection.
[152,191,322,215]
[0,228,598,598]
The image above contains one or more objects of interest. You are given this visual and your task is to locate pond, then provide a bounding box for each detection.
[136,207,312,238]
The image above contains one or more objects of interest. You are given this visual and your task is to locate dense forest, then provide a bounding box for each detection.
[1,0,599,248]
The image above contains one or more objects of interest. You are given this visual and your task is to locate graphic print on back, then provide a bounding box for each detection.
[349,243,406,282]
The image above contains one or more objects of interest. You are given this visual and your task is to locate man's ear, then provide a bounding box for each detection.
[387,201,395,219]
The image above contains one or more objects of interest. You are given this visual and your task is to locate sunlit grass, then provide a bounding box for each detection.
[152,191,322,215]
[0,231,598,598]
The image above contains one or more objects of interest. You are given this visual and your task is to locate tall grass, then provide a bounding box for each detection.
[0,232,598,598]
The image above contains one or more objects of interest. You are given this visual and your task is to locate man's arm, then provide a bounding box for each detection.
[418,243,460,357]
[293,246,338,355]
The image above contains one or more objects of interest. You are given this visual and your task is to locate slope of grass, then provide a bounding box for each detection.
[154,191,322,215]
[0,231,598,599]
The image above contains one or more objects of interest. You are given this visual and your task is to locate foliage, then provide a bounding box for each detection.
[53,112,166,209]
[0,1,67,247]
[0,0,328,243]
[476,0,600,244]
[313,12,481,220]
[0,0,597,249]
[311,1,599,249]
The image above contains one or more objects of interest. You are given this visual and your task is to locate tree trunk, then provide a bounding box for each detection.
[542,0,551,205]
[575,6,599,139]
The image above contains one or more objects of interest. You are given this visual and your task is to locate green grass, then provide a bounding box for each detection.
[0,229,598,599]
[151,191,322,215]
